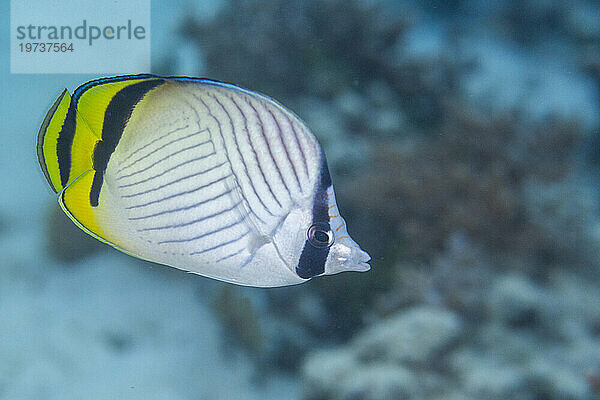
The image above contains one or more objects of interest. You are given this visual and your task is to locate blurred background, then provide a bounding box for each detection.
[2,0,600,399]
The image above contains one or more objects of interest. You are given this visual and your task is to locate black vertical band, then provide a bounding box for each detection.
[56,104,77,187]
[89,79,164,206]
[296,151,332,279]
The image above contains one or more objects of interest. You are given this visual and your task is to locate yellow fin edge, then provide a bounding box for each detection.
[58,171,147,261]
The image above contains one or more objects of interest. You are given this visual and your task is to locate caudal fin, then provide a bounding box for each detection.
[37,89,99,193]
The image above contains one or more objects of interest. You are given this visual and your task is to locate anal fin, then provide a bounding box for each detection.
[60,170,161,262]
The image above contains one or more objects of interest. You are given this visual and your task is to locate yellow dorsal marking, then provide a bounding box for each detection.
[71,112,101,180]
[76,79,150,137]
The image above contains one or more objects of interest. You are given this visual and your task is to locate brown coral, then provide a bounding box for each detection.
[339,102,586,271]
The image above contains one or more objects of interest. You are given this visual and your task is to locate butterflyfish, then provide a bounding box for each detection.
[37,75,370,287]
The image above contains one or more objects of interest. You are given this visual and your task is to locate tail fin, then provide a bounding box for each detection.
[37,89,99,193]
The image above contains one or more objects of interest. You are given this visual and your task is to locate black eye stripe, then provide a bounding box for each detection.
[296,241,328,279]
[296,151,332,279]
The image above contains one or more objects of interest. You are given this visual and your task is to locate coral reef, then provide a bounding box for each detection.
[180,0,409,98]
[352,306,462,365]
[178,0,469,133]
[302,306,461,400]
[340,108,597,277]
[302,273,599,400]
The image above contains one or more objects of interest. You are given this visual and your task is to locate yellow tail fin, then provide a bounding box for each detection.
[37,89,99,193]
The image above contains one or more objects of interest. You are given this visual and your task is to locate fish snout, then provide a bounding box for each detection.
[348,246,371,272]
[327,239,371,275]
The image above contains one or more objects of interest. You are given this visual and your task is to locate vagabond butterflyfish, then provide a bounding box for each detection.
[37,75,370,287]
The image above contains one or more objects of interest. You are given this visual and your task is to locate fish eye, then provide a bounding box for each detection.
[307,222,334,248]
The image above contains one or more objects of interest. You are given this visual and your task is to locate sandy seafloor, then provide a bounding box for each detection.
[1,0,600,399]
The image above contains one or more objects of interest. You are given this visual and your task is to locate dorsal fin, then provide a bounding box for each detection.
[74,75,159,137]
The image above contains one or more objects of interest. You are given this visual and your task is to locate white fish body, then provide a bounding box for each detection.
[37,75,370,287]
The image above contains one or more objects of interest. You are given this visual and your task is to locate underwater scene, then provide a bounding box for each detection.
[2,0,600,398]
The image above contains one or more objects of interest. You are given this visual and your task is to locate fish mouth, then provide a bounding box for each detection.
[352,261,371,272]
[336,259,370,274]
[342,248,371,273]
[347,257,371,273]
